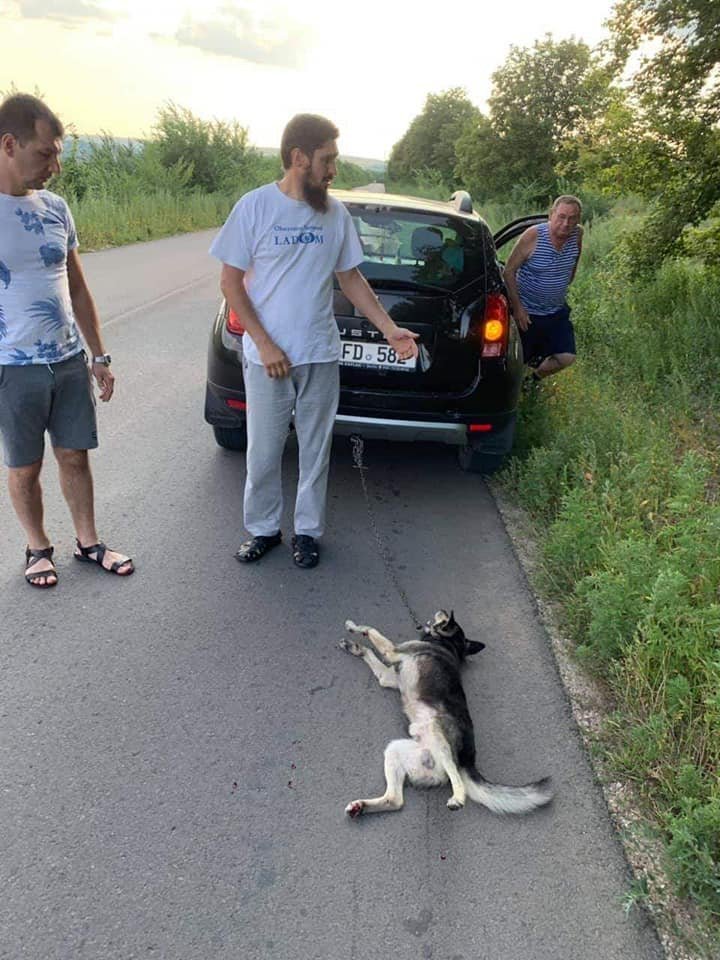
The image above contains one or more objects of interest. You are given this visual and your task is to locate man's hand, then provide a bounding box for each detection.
[386,326,420,360]
[92,362,115,402]
[258,341,291,378]
[514,306,531,332]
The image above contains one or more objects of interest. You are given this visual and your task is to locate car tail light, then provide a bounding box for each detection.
[226,307,245,335]
[469,423,492,432]
[226,399,247,410]
[480,293,509,358]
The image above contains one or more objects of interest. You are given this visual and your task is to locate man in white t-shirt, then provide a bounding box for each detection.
[210,113,418,569]
[0,94,133,588]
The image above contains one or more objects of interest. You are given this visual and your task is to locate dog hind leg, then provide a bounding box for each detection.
[428,722,466,810]
[346,739,419,818]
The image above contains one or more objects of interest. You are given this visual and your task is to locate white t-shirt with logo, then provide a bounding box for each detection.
[209,183,363,366]
[0,190,81,365]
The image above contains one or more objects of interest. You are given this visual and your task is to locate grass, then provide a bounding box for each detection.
[500,207,720,949]
[72,190,236,250]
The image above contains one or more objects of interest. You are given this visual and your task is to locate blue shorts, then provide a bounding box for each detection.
[519,304,576,367]
[0,352,98,467]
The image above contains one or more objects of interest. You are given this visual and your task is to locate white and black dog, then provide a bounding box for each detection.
[340,610,553,818]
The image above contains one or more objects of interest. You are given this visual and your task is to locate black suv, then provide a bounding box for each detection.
[205,189,542,473]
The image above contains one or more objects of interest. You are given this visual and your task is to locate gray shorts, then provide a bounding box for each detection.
[0,351,98,468]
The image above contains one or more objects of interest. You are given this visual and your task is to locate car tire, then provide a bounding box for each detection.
[213,424,248,451]
[457,445,505,475]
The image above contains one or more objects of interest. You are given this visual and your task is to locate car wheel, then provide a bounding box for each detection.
[457,445,505,475]
[213,424,247,451]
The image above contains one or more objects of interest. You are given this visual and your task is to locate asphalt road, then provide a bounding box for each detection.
[0,230,664,960]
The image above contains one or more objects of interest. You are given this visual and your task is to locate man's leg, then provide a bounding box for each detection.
[48,354,131,574]
[53,447,132,574]
[242,359,296,537]
[291,362,339,538]
[535,352,575,379]
[0,363,56,585]
[534,306,576,379]
[7,460,56,586]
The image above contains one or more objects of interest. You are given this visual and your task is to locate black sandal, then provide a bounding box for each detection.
[74,539,134,575]
[25,545,58,588]
[235,532,282,563]
[291,535,320,569]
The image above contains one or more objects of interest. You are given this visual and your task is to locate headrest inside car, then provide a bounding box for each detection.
[411,226,444,260]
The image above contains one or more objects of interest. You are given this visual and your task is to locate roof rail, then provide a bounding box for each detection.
[449,190,473,213]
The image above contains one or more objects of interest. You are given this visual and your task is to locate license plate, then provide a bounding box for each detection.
[340,340,416,371]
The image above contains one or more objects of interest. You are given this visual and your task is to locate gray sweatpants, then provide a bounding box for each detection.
[242,358,339,539]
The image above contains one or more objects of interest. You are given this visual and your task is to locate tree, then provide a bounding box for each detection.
[608,0,720,126]
[601,0,720,262]
[455,35,611,202]
[387,88,482,184]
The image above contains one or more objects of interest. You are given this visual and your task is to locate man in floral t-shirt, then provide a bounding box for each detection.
[0,94,133,587]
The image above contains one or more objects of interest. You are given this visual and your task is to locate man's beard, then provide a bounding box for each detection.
[302,177,329,213]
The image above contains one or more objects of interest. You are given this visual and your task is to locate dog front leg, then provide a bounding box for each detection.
[340,639,399,688]
[345,620,402,664]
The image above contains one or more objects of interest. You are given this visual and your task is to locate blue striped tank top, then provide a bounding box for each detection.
[516,222,579,316]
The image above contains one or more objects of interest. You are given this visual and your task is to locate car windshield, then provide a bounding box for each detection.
[346,205,486,292]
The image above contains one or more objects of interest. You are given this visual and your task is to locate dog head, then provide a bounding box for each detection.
[419,610,485,658]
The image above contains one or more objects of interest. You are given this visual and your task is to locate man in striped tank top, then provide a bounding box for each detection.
[504,195,583,384]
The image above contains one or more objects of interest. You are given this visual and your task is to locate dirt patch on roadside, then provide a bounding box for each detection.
[490,482,714,960]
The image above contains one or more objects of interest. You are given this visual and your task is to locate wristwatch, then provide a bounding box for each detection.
[93,354,112,365]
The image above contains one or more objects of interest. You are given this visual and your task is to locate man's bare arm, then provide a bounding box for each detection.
[220,263,290,378]
[67,249,114,401]
[336,267,418,360]
[503,227,537,332]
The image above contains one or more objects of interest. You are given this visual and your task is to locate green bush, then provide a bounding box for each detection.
[667,800,720,918]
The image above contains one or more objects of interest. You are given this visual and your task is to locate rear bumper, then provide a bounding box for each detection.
[334,415,467,445]
[205,381,245,428]
[335,412,516,453]
[206,379,517,453]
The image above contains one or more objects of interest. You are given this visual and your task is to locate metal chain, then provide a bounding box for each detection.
[349,435,423,630]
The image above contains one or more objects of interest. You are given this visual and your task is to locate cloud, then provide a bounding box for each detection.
[18,0,118,24]
[175,4,311,69]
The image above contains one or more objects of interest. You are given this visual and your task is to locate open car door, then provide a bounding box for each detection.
[493,215,547,257]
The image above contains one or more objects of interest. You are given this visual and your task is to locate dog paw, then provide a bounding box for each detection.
[344,620,368,636]
[339,639,363,657]
[447,797,465,811]
[345,800,365,819]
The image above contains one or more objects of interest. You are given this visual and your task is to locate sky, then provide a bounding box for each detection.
[1,0,618,161]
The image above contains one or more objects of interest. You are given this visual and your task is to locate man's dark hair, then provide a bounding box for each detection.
[0,94,64,144]
[280,114,339,169]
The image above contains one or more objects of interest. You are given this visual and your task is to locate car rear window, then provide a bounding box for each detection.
[345,204,487,291]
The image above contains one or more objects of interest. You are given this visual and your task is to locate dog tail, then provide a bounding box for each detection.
[461,768,553,815]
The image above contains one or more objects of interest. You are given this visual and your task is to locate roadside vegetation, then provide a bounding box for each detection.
[386,2,719,953]
[49,103,375,250]
[507,213,720,954]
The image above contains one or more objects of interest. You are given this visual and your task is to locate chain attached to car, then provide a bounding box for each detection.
[349,435,423,631]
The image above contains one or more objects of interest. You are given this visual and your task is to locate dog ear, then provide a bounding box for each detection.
[466,640,485,655]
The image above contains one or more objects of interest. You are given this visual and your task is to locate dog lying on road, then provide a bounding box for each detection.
[340,610,553,818]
